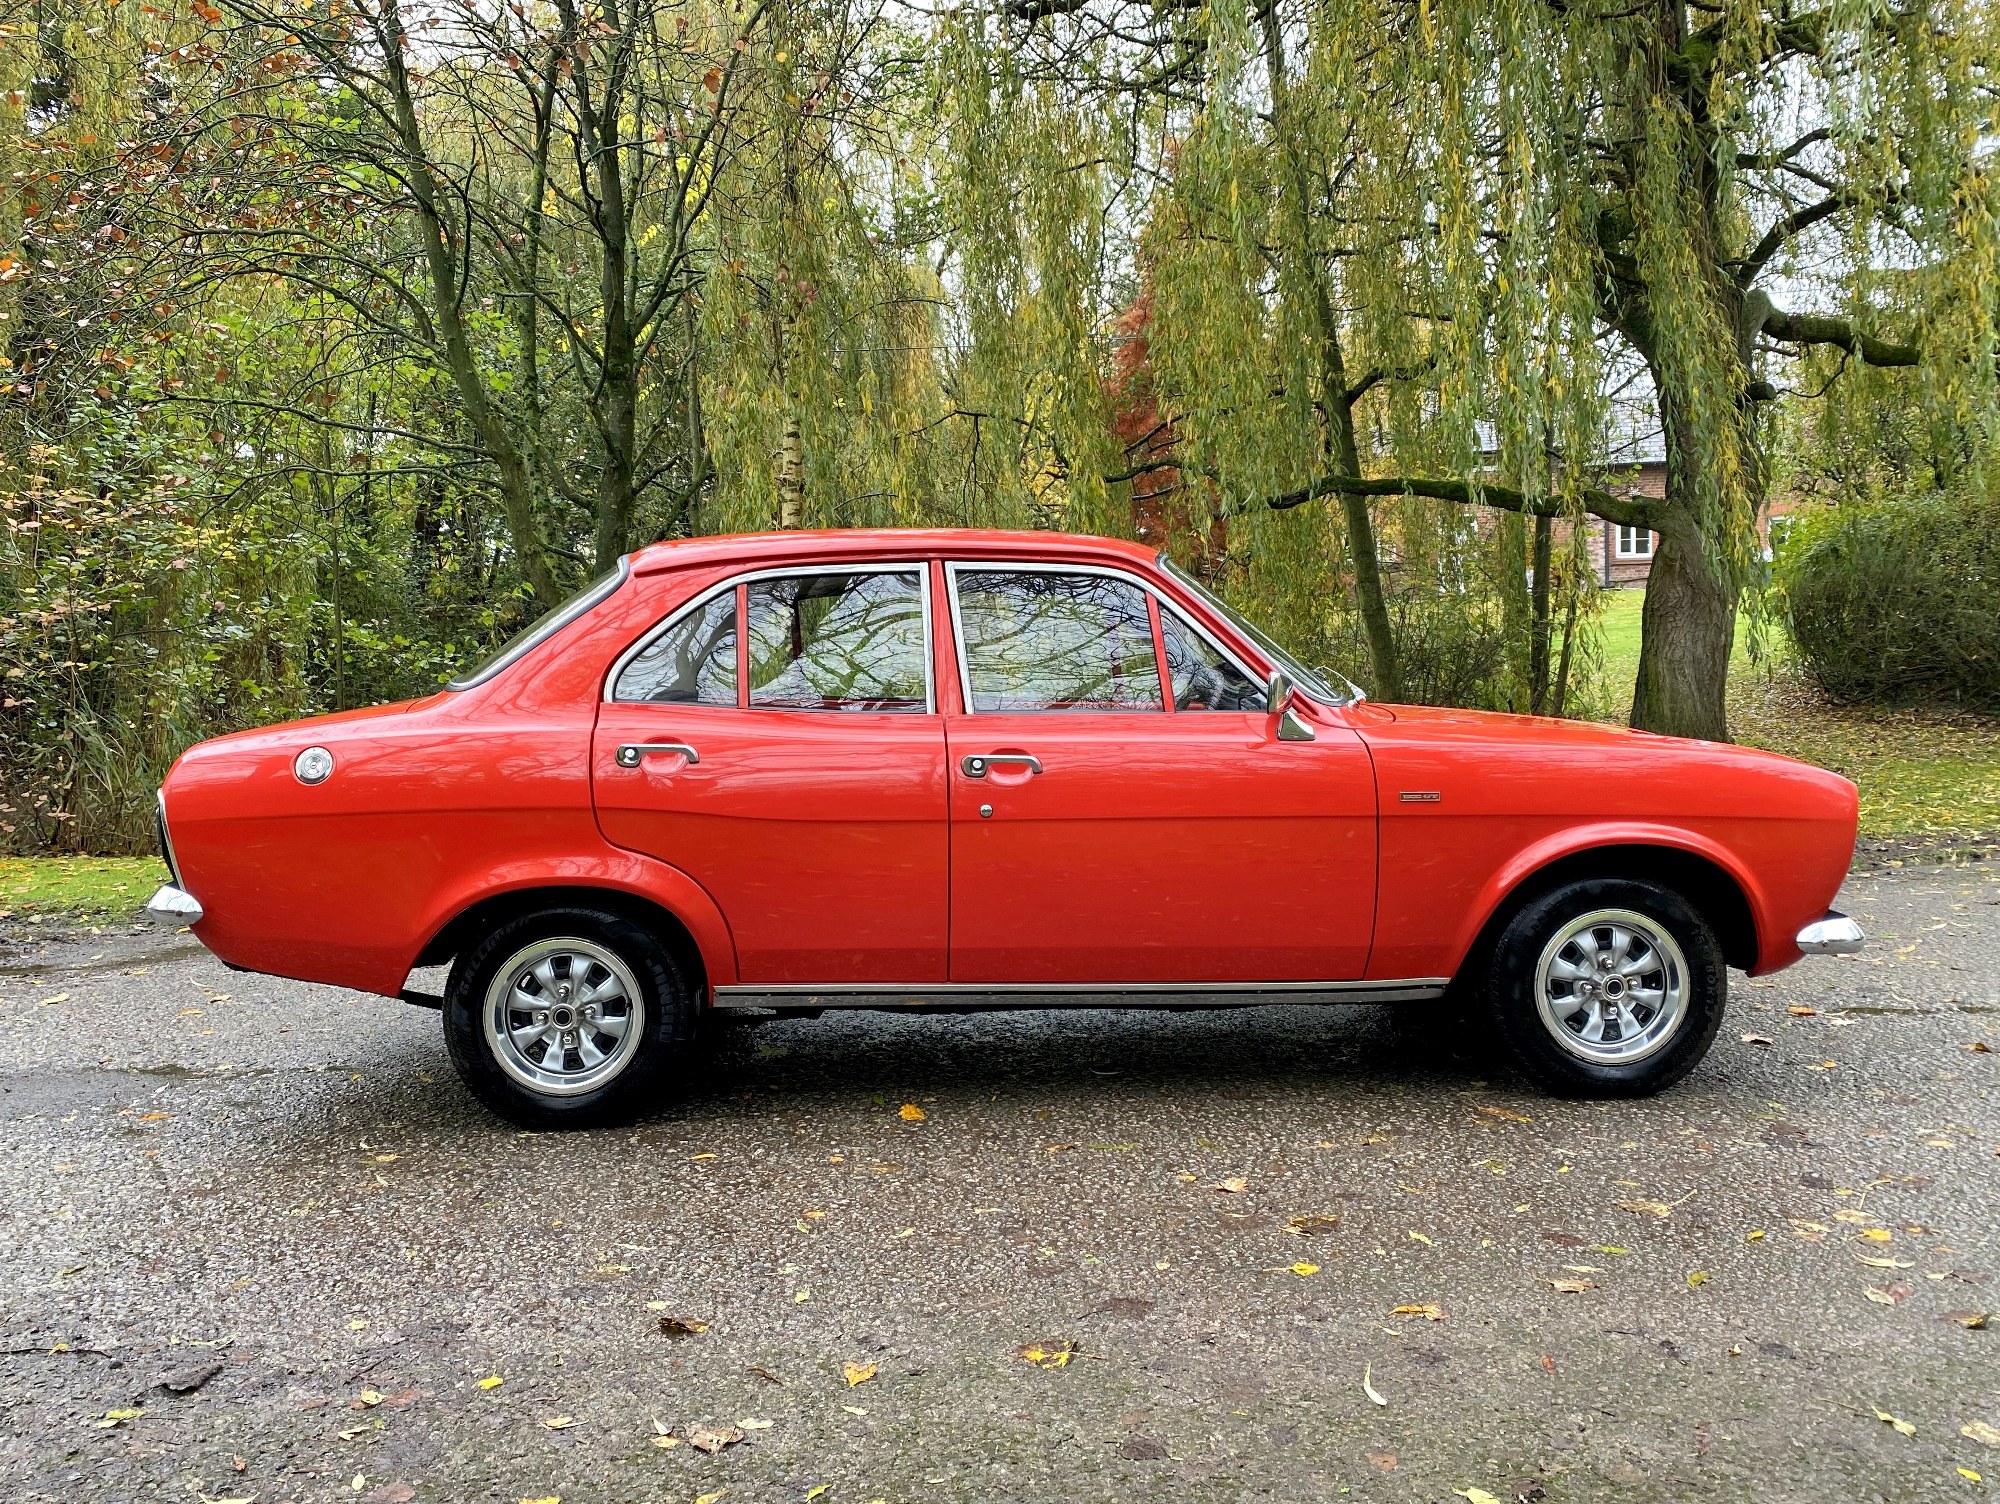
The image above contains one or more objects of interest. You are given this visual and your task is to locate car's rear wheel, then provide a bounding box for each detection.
[443,906,697,1127]
[1486,877,1726,1097]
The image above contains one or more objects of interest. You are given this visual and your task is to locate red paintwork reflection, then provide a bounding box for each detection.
[159,528,1859,999]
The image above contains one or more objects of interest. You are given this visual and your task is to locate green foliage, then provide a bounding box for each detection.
[1780,492,2000,712]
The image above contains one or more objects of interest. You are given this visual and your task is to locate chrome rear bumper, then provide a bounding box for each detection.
[145,883,204,926]
[1796,912,1864,955]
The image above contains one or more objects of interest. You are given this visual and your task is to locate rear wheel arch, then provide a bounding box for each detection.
[413,885,711,1001]
[1452,843,1758,995]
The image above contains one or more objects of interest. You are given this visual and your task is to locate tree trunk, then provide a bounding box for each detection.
[1528,512,1553,714]
[775,414,804,528]
[1630,496,1735,741]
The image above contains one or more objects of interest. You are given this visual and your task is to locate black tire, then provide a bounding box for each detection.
[1486,877,1726,1097]
[443,905,698,1128]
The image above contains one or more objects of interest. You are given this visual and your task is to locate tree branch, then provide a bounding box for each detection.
[1261,474,1655,527]
[1760,307,1920,366]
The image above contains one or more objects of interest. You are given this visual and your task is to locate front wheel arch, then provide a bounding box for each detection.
[1449,843,1757,1003]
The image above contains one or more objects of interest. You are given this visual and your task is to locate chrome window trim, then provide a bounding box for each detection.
[449,556,632,691]
[943,560,1264,715]
[1156,553,1357,706]
[603,561,936,715]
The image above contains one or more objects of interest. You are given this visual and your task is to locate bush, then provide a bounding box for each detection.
[1780,492,2000,710]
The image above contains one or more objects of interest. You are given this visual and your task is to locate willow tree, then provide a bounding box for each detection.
[936,0,1999,740]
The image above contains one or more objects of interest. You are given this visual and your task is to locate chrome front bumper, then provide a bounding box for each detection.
[145,883,204,926]
[1796,912,1865,955]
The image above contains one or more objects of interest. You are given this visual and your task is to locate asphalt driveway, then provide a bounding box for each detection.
[2,862,1997,1503]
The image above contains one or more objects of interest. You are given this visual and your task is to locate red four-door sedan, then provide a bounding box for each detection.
[146,529,1864,1125]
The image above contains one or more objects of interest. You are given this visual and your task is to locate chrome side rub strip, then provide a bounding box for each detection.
[713,979,1449,1011]
[145,884,204,926]
[1796,912,1865,955]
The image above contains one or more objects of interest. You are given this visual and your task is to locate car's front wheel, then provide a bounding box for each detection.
[443,905,697,1127]
[1486,877,1726,1097]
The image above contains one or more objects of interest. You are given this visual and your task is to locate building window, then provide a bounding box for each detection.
[1615,525,1655,559]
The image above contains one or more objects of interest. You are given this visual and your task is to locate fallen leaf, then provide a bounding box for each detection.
[1619,1199,1672,1218]
[1455,1490,1503,1504]
[1362,1363,1387,1406]
[1855,1254,1916,1269]
[694,1493,728,1504]
[897,1102,926,1121]
[353,1388,384,1408]
[1866,1282,1913,1305]
[96,1407,144,1428]
[1368,1452,1398,1471]
[1476,1105,1533,1123]
[1740,1033,1775,1046]
[519,1498,560,1504]
[1017,1340,1077,1369]
[1407,1230,1433,1246]
[1873,1409,1916,1437]
[1391,1303,1446,1321]
[686,1423,743,1454]
[1788,1005,1818,1016]
[1966,1041,1992,1054]
[1210,1177,1248,1194]
[843,1361,877,1387]
[1546,1278,1597,1294]
[739,1417,774,1431]
[652,1435,680,1449]
[656,1315,709,1338]
[1282,1260,1319,1276]
[1961,1469,1985,1483]
[1685,1270,1709,1288]
[1963,1420,2000,1447]
[1286,1214,1340,1235]
[477,1375,502,1390]
[1942,1311,1990,1329]
[540,1415,575,1430]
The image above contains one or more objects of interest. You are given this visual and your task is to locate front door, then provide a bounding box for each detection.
[593,565,947,983]
[943,565,1377,984]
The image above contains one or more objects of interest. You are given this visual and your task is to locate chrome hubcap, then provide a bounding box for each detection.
[483,937,644,1097]
[1533,908,1688,1066]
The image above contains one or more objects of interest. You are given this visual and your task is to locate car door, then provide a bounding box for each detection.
[592,563,948,984]
[943,563,1377,985]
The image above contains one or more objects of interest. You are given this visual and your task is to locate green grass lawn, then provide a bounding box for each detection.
[1594,586,2000,840]
[0,856,169,919]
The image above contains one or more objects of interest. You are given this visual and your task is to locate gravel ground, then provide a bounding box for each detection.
[2,864,1997,1504]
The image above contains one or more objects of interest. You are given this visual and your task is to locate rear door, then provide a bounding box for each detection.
[943,563,1377,984]
[592,564,948,984]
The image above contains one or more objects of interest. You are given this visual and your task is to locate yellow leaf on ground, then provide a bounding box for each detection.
[540,1415,575,1430]
[1546,1278,1597,1294]
[1210,1177,1248,1194]
[1873,1409,1917,1437]
[1960,1469,1984,1483]
[1391,1303,1445,1320]
[477,1375,502,1390]
[1017,1340,1077,1369]
[1455,1490,1503,1504]
[843,1361,877,1387]
[520,1497,560,1504]
[1686,1271,1710,1288]
[1619,1199,1672,1218]
[1407,1230,1433,1246]
[1963,1420,2000,1447]
[1362,1363,1387,1406]
[898,1103,926,1121]
[695,1492,728,1504]
[1289,1262,1320,1277]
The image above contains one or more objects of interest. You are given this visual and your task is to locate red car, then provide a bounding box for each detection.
[147,530,1864,1125]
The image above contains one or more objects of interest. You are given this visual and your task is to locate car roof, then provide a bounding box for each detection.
[626,528,1159,575]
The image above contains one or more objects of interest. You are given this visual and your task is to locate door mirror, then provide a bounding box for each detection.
[1263,669,1291,715]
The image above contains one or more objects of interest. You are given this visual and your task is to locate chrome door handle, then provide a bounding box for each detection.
[960,753,1041,778]
[615,742,700,768]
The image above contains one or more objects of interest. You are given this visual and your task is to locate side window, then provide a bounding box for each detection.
[954,570,1164,712]
[745,570,928,711]
[1160,604,1263,711]
[613,591,737,704]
